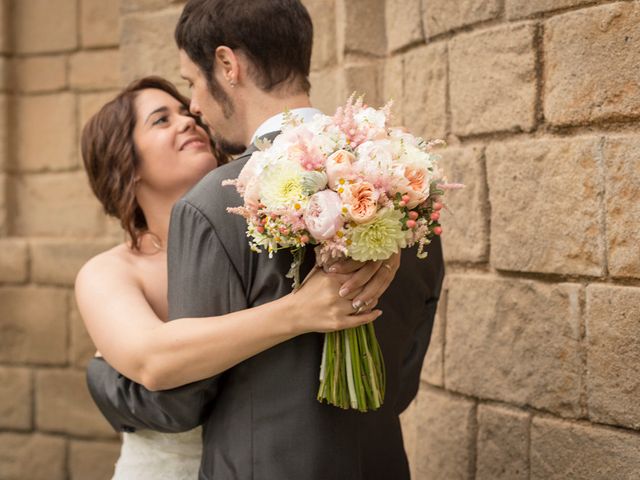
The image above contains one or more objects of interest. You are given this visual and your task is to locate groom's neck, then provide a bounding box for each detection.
[241,88,312,145]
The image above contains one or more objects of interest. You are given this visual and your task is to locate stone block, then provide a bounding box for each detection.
[70,299,96,368]
[386,0,423,53]
[121,0,185,13]
[69,439,120,480]
[0,238,29,283]
[603,136,640,278]
[403,42,447,140]
[0,287,68,365]
[421,288,445,386]
[16,93,76,172]
[0,57,10,91]
[0,0,9,53]
[36,369,116,437]
[544,3,640,126]
[444,275,583,417]
[0,94,9,170]
[414,388,475,480]
[309,69,340,116]
[440,145,488,263]
[14,0,77,54]
[0,366,31,429]
[69,50,122,91]
[15,56,67,93]
[11,172,105,236]
[337,0,386,57]
[303,0,338,71]
[586,285,640,429]
[121,8,183,85]
[0,433,66,480]
[476,404,529,480]
[531,416,640,479]
[81,0,121,47]
[31,238,118,286]
[486,137,605,276]
[422,0,502,38]
[341,62,382,108]
[508,0,604,20]
[450,23,536,136]
[0,173,6,235]
[382,54,404,124]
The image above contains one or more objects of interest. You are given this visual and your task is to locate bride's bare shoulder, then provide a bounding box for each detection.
[75,243,138,288]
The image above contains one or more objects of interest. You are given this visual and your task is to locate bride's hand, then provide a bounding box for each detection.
[289,270,382,334]
[323,252,401,309]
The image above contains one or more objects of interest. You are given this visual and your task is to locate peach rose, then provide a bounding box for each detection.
[400,166,428,208]
[325,150,355,189]
[344,181,379,223]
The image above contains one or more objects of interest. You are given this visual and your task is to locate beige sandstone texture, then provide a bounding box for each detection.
[1,1,639,478]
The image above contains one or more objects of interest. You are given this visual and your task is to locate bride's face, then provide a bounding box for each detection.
[132,88,218,195]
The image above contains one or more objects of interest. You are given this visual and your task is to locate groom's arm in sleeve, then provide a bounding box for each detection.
[86,195,247,433]
[395,237,445,413]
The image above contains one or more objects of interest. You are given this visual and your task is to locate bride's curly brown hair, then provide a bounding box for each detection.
[81,76,229,250]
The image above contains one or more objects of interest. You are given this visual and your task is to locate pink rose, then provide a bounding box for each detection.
[344,181,379,223]
[304,190,344,240]
[325,150,355,189]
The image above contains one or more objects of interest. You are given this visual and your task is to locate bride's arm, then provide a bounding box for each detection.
[75,254,382,392]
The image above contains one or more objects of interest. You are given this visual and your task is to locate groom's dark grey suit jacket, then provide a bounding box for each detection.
[87,136,445,480]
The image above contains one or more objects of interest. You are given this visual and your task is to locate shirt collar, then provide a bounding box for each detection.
[251,107,323,143]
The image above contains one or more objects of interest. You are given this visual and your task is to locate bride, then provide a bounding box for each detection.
[76,76,398,479]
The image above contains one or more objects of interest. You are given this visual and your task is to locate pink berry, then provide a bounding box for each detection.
[408,211,419,220]
[433,226,442,235]
[398,201,406,207]
[406,220,416,229]
[256,226,265,233]
[430,212,440,221]
[433,202,443,211]
[402,195,411,204]
[301,235,309,244]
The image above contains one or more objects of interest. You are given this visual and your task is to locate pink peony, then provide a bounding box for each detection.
[325,150,355,189]
[304,189,344,241]
[343,181,379,223]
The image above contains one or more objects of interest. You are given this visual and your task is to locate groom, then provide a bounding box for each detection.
[87,1,444,479]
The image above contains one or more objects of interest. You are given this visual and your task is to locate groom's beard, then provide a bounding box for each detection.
[208,80,246,155]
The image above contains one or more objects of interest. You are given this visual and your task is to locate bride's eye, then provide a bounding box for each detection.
[152,115,169,126]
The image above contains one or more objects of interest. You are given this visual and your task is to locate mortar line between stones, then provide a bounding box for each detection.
[480,147,490,264]
[439,288,449,388]
[596,137,610,278]
[444,41,451,140]
[444,264,640,288]
[526,412,532,480]
[577,282,589,420]
[432,385,640,436]
[533,20,545,130]
[506,0,633,22]
[469,401,479,480]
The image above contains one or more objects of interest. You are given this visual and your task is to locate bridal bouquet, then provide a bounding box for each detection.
[224,95,459,412]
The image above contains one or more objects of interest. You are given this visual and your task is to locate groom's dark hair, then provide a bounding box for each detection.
[175,0,313,94]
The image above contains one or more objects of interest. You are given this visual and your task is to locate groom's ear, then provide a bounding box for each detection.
[214,46,240,88]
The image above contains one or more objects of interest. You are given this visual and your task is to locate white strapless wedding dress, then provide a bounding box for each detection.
[112,426,203,479]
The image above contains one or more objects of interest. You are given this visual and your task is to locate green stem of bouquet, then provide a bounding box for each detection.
[317,324,386,412]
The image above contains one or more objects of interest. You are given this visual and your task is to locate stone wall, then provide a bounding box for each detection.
[1,0,639,479]
[0,1,123,479]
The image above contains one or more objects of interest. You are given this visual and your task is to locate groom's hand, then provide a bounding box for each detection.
[324,253,400,310]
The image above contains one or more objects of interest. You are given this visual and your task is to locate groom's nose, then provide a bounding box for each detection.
[189,99,202,117]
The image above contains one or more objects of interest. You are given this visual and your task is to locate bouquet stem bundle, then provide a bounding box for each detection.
[317,323,386,412]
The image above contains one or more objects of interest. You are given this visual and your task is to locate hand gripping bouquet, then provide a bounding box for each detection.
[224,95,461,412]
